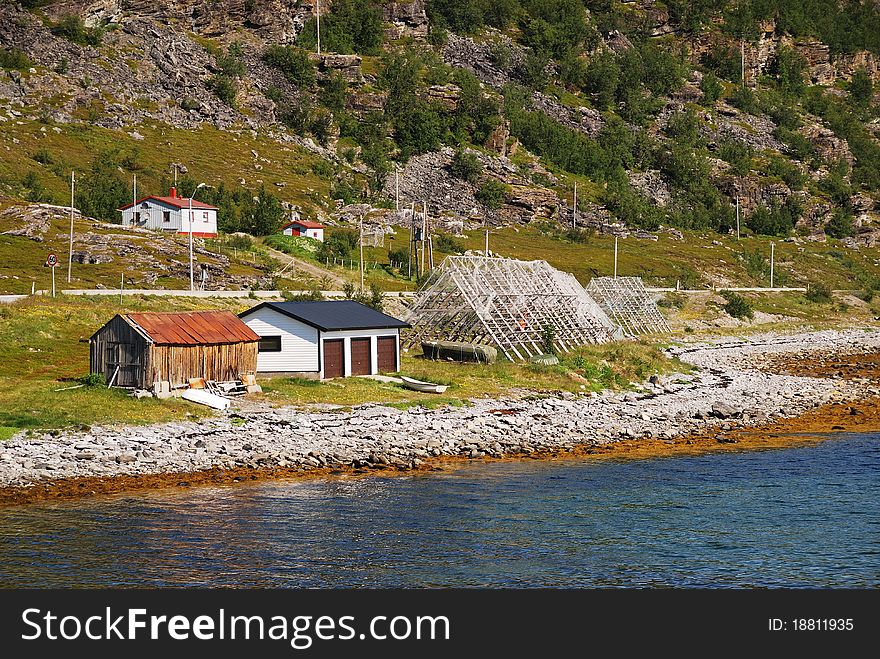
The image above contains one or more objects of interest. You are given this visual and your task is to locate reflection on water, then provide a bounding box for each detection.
[1,433,878,588]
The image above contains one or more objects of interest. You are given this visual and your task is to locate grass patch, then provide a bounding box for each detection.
[258,341,688,409]
[0,296,255,430]
[0,426,18,441]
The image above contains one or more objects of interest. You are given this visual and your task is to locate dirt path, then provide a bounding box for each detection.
[262,244,349,287]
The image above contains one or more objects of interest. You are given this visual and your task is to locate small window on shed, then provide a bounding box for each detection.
[163,210,171,223]
[258,336,282,352]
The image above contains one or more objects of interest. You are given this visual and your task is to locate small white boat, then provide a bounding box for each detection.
[400,376,449,394]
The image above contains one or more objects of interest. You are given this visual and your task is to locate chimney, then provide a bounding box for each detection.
[169,186,177,198]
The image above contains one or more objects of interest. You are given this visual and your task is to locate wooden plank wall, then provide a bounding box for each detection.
[148,342,259,387]
[90,315,149,387]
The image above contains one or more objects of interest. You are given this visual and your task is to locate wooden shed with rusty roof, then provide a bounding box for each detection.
[89,311,260,389]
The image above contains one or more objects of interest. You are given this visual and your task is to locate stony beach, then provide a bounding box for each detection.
[1,328,879,503]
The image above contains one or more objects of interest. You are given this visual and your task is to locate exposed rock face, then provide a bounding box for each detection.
[382,146,564,226]
[530,91,604,137]
[734,17,880,87]
[716,175,792,216]
[443,31,525,89]
[799,122,854,167]
[713,104,783,152]
[629,0,678,37]
[347,90,387,114]
[0,6,262,130]
[316,54,363,84]
[628,170,671,208]
[56,0,315,43]
[423,84,461,111]
[484,120,511,156]
[383,0,429,40]
[498,185,559,223]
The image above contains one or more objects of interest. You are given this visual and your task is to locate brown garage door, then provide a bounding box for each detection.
[350,337,371,376]
[377,336,397,373]
[323,339,344,378]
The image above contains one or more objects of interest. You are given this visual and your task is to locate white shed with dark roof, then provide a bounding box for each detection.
[238,300,409,379]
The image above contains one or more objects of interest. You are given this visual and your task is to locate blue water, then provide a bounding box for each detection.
[0,433,878,588]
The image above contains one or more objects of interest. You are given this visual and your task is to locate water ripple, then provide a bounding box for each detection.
[0,433,878,588]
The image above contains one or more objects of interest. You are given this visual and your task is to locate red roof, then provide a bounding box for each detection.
[125,311,260,346]
[281,219,324,230]
[119,195,218,211]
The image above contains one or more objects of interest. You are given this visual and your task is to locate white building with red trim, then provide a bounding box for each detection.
[118,187,219,238]
[279,219,324,241]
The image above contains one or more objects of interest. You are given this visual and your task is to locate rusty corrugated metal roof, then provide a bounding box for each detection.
[125,311,260,346]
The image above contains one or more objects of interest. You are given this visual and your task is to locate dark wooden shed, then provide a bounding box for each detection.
[90,311,260,389]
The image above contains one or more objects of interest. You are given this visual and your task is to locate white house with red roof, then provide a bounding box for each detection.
[118,187,219,238]
[279,219,324,242]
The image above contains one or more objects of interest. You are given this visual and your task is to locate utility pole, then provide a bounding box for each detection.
[741,40,745,86]
[572,181,578,229]
[736,196,741,240]
[359,213,365,292]
[67,170,75,283]
[770,242,775,288]
[316,0,321,56]
[485,228,489,256]
[188,183,206,291]
[408,201,414,279]
[613,236,618,278]
[395,168,400,211]
[173,164,178,186]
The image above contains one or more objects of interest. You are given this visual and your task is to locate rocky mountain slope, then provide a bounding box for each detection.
[1,0,879,289]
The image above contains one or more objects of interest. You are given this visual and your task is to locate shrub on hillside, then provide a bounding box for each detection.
[745,199,801,237]
[720,290,754,320]
[51,14,103,46]
[388,246,409,267]
[434,234,466,254]
[805,282,832,304]
[263,45,316,87]
[318,229,359,262]
[476,178,507,210]
[729,85,759,114]
[699,71,722,104]
[207,74,237,106]
[824,208,855,239]
[718,138,753,176]
[450,150,483,184]
[296,0,383,55]
[0,47,33,70]
[850,67,873,107]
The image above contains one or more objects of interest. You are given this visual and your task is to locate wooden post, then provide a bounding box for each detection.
[741,40,745,86]
[67,171,75,283]
[395,168,400,211]
[485,228,489,256]
[614,236,618,278]
[359,213,365,292]
[572,181,577,229]
[736,196,741,240]
[119,272,124,305]
[770,242,775,288]
[316,0,321,56]
[407,202,414,279]
[188,196,195,291]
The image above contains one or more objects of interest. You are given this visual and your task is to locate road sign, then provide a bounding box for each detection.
[46,253,58,267]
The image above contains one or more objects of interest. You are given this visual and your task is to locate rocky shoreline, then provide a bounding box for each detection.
[1,329,879,500]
